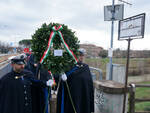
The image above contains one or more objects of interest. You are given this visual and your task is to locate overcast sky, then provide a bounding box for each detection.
[0,0,149,50]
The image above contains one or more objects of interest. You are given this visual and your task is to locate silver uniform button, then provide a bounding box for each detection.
[25,97,27,100]
[24,85,26,88]
[24,91,27,94]
[25,103,28,106]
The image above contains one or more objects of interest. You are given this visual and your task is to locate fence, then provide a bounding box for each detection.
[89,66,103,81]
[129,84,150,113]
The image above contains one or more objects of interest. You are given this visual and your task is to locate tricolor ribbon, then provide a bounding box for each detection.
[48,71,56,85]
[40,28,56,64]
[40,25,78,64]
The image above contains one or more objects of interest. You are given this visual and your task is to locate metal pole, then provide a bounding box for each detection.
[109,0,115,80]
[122,38,132,113]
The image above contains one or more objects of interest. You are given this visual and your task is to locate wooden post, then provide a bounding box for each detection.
[123,38,132,113]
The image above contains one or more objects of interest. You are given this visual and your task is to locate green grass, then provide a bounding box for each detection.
[85,57,150,77]
[135,102,150,111]
[135,81,150,111]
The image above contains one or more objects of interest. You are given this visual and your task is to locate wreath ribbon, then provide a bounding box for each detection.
[40,25,78,64]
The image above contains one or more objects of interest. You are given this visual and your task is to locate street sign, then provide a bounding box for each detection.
[104,4,124,21]
[108,48,113,57]
[118,13,146,113]
[118,13,145,40]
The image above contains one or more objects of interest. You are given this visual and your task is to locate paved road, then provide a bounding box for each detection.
[0,62,12,79]
[0,54,19,78]
[0,54,7,56]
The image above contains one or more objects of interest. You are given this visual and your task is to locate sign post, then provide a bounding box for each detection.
[118,13,146,113]
[104,3,124,80]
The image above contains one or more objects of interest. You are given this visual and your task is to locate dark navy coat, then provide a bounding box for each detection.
[57,63,94,113]
[0,70,46,113]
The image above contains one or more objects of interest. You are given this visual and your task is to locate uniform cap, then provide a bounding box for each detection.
[11,54,26,65]
[79,48,86,56]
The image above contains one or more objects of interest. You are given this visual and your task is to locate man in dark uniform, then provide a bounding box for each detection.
[57,48,94,113]
[25,53,38,76]
[0,55,54,113]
